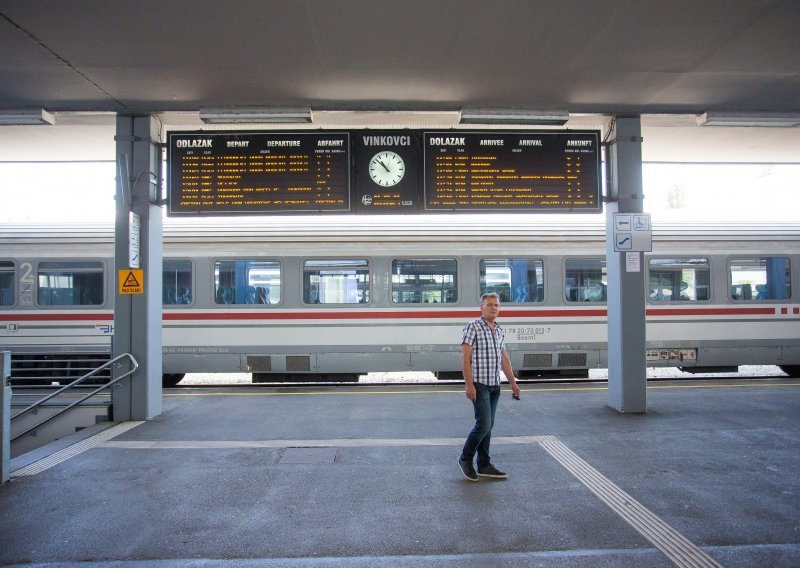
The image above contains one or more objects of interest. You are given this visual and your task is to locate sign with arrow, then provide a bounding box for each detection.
[613,213,652,252]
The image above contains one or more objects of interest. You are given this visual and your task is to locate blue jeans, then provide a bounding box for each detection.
[460,383,501,469]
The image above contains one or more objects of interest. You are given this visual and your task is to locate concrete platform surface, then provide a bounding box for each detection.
[1,378,799,567]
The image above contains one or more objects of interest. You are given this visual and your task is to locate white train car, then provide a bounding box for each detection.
[1,219,798,386]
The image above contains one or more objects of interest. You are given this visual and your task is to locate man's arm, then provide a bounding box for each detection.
[501,349,521,398]
[462,343,476,401]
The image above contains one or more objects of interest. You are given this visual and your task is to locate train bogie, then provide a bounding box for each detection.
[779,365,800,377]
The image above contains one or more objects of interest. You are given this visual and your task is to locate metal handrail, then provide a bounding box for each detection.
[10,353,139,443]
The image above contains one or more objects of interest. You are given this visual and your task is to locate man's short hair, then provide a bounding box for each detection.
[480,292,500,305]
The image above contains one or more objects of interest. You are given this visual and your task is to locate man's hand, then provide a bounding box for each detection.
[462,342,476,400]
[465,382,476,401]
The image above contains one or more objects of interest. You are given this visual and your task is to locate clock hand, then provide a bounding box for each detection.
[378,160,391,172]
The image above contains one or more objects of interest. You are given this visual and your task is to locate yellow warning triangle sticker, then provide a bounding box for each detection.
[119,269,144,294]
[122,271,141,288]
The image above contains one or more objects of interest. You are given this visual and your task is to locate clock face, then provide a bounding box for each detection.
[368,151,405,187]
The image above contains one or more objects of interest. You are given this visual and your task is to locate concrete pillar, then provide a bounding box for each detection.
[605,117,647,413]
[112,116,163,421]
[1,351,10,483]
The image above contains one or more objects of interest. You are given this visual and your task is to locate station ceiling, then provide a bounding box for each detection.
[1,0,799,163]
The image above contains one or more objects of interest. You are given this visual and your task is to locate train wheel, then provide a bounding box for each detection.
[253,373,287,383]
[162,373,185,387]
[319,373,359,382]
[435,371,463,381]
[288,373,360,382]
[779,365,800,377]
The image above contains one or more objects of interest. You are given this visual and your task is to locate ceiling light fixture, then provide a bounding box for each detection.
[312,109,461,126]
[0,109,55,125]
[199,106,312,124]
[459,109,569,126]
[696,112,800,128]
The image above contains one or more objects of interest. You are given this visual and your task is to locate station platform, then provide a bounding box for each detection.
[2,378,799,567]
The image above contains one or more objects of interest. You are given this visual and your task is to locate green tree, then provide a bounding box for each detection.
[667,184,685,209]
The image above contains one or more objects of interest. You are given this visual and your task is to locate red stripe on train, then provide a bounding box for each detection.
[0,309,605,321]
[163,309,609,320]
[0,306,781,323]
[645,307,775,316]
[161,307,775,320]
[0,313,114,321]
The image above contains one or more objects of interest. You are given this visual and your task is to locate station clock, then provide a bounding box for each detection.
[368,151,406,187]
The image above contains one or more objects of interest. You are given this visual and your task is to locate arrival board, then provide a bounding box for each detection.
[423,131,600,212]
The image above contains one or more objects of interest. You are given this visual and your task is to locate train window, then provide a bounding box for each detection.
[214,259,281,305]
[729,257,791,301]
[564,258,606,302]
[648,258,710,302]
[391,258,457,304]
[163,259,193,305]
[303,259,370,304]
[0,261,13,307]
[37,261,104,306]
[480,258,544,303]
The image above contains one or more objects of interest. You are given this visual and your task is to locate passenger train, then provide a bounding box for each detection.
[0,219,798,386]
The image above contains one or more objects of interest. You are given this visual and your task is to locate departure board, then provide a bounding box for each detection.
[423,131,600,212]
[168,132,350,215]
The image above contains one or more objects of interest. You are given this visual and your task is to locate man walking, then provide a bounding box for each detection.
[458,292,521,481]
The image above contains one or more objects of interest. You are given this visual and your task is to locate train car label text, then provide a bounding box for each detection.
[163,346,232,354]
[646,349,697,362]
[505,326,552,342]
[18,262,34,305]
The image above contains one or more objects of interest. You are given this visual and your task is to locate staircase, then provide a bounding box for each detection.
[10,388,112,457]
[8,353,138,458]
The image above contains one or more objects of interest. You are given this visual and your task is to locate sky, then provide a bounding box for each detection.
[0,162,798,224]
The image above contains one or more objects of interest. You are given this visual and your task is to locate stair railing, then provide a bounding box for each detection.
[10,353,139,442]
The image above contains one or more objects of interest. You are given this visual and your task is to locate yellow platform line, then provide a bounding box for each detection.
[164,381,800,397]
[12,421,145,477]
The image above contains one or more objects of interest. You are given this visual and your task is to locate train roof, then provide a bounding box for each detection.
[1,218,800,246]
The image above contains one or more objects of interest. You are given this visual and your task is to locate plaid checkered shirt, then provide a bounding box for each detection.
[461,317,505,386]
